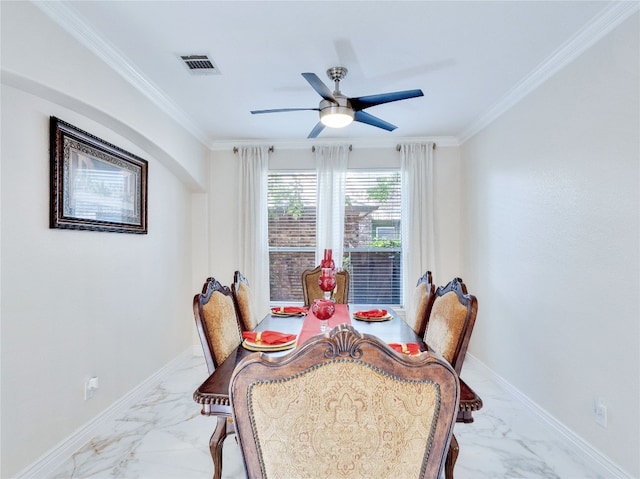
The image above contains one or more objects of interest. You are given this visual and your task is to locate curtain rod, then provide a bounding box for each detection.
[233,146,274,154]
[311,145,353,152]
[396,143,436,151]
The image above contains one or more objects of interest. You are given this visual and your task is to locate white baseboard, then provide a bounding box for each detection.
[465,354,634,479]
[14,347,197,479]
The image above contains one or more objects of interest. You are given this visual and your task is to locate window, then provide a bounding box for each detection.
[267,169,402,305]
[267,172,317,302]
[344,171,402,304]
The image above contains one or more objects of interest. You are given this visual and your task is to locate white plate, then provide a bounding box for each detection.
[242,337,297,352]
[353,314,392,322]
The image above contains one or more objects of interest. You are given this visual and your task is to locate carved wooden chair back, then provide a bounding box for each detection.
[230,324,460,479]
[301,265,350,306]
[424,277,478,375]
[231,270,261,331]
[406,271,436,338]
[193,277,243,375]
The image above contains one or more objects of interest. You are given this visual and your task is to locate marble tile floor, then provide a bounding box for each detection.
[48,354,612,479]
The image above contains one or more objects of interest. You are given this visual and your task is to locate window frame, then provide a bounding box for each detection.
[267,168,403,307]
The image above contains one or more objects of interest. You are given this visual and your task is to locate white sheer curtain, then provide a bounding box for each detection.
[400,143,436,310]
[314,145,350,267]
[237,146,271,315]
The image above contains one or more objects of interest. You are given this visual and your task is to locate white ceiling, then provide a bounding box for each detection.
[37,1,634,148]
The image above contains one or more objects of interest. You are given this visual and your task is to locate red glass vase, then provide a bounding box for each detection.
[312,298,335,320]
[318,268,337,299]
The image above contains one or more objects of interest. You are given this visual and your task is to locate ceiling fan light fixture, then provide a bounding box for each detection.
[320,105,354,128]
[251,67,423,138]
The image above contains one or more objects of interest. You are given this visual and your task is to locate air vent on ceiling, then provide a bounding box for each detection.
[180,54,220,74]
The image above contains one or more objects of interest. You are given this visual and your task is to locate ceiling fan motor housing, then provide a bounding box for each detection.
[320,96,354,128]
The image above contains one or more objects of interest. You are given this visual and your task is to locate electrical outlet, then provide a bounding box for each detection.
[84,376,99,400]
[593,400,607,428]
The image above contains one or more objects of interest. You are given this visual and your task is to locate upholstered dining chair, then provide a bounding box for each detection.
[405,271,436,338]
[301,265,350,306]
[193,276,242,479]
[423,277,478,479]
[230,324,460,479]
[193,277,243,374]
[423,277,478,376]
[231,270,261,331]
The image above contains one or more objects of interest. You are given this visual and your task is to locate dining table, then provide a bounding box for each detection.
[193,303,483,479]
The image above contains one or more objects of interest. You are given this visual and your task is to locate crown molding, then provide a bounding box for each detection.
[33,1,210,147]
[33,1,638,152]
[34,1,455,151]
[458,1,640,144]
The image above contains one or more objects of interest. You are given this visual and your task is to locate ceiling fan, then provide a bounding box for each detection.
[250,66,424,138]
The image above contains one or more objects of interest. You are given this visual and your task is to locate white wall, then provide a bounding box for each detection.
[208,145,462,295]
[1,3,209,476]
[460,13,639,477]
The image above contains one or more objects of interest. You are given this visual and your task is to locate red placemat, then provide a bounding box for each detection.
[296,304,351,346]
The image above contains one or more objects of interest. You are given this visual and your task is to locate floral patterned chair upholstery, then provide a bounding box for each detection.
[405,271,436,338]
[423,277,478,376]
[301,265,350,306]
[230,324,460,479]
[193,277,243,374]
[231,270,261,331]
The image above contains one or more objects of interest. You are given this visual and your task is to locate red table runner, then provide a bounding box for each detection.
[297,303,352,346]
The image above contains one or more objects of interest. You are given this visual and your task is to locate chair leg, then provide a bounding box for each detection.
[445,434,459,479]
[209,416,229,479]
